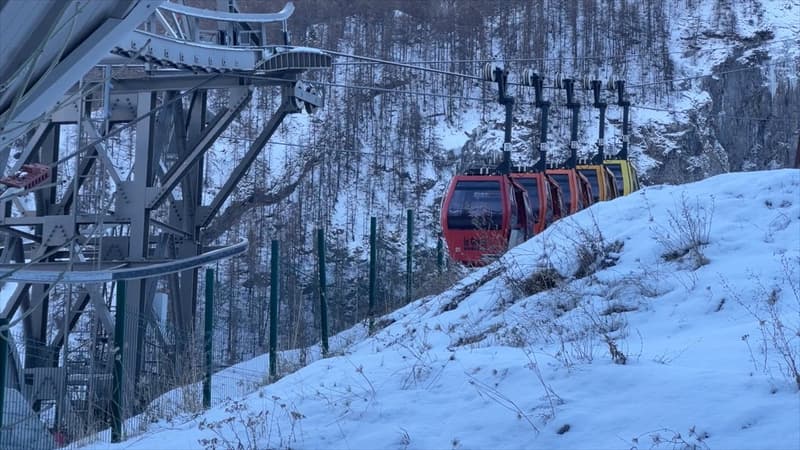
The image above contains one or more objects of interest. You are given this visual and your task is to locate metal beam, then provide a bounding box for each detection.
[0,240,247,283]
[148,87,251,209]
[110,74,282,93]
[200,97,292,226]
[123,90,156,405]
[48,290,91,351]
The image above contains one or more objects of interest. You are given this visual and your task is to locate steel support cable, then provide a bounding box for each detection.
[329,36,798,67]
[332,55,631,66]
[633,103,798,122]
[217,136,452,164]
[628,62,794,88]
[236,73,490,101]
[318,48,487,82]
[246,51,795,94]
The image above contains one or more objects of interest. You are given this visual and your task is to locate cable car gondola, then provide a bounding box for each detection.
[602,158,639,195]
[603,80,640,196]
[510,172,551,234]
[542,77,593,215]
[441,172,533,266]
[545,166,593,214]
[510,167,564,234]
[576,79,619,203]
[441,64,535,266]
[577,160,619,202]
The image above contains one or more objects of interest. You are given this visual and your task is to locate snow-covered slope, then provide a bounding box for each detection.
[82,168,800,450]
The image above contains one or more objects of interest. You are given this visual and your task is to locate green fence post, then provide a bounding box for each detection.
[111,280,127,443]
[406,209,414,302]
[269,240,279,381]
[437,235,444,275]
[203,269,214,409]
[0,318,8,434]
[317,229,329,356]
[369,217,377,319]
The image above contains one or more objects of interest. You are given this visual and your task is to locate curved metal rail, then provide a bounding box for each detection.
[112,31,330,73]
[0,240,247,283]
[159,1,294,22]
[112,0,331,74]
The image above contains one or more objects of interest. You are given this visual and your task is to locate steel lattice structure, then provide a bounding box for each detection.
[0,0,330,431]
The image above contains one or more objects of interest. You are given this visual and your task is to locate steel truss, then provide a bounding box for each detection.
[0,0,330,435]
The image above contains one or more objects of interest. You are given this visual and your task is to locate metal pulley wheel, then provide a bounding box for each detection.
[521,68,539,86]
[580,75,592,90]
[303,83,318,114]
[483,62,500,82]
[292,81,319,114]
[292,94,305,112]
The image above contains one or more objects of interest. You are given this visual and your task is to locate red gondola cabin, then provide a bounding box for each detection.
[441,174,533,266]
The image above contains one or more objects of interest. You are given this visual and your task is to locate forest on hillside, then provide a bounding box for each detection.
[194,0,798,365]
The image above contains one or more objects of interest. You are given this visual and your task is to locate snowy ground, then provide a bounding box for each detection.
[80,169,800,450]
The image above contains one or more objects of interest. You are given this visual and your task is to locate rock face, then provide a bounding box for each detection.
[642,54,799,184]
[708,55,799,172]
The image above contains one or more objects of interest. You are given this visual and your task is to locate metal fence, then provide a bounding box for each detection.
[0,211,452,448]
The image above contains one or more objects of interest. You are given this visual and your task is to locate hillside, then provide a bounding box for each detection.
[191,0,800,358]
[80,169,800,450]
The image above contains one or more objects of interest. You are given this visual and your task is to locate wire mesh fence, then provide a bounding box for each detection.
[0,304,280,449]
[0,215,453,448]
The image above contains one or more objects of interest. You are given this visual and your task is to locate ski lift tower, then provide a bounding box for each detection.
[0,0,330,437]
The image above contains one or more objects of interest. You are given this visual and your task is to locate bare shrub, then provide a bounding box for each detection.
[726,258,800,389]
[197,396,303,450]
[628,426,710,450]
[394,327,437,389]
[523,349,564,424]
[580,301,632,365]
[545,308,599,368]
[514,266,565,297]
[453,323,503,347]
[652,193,714,269]
[604,335,628,365]
[574,239,624,279]
[440,266,503,313]
[496,325,530,348]
[398,427,411,450]
[413,266,469,299]
[467,373,542,433]
[557,213,624,279]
